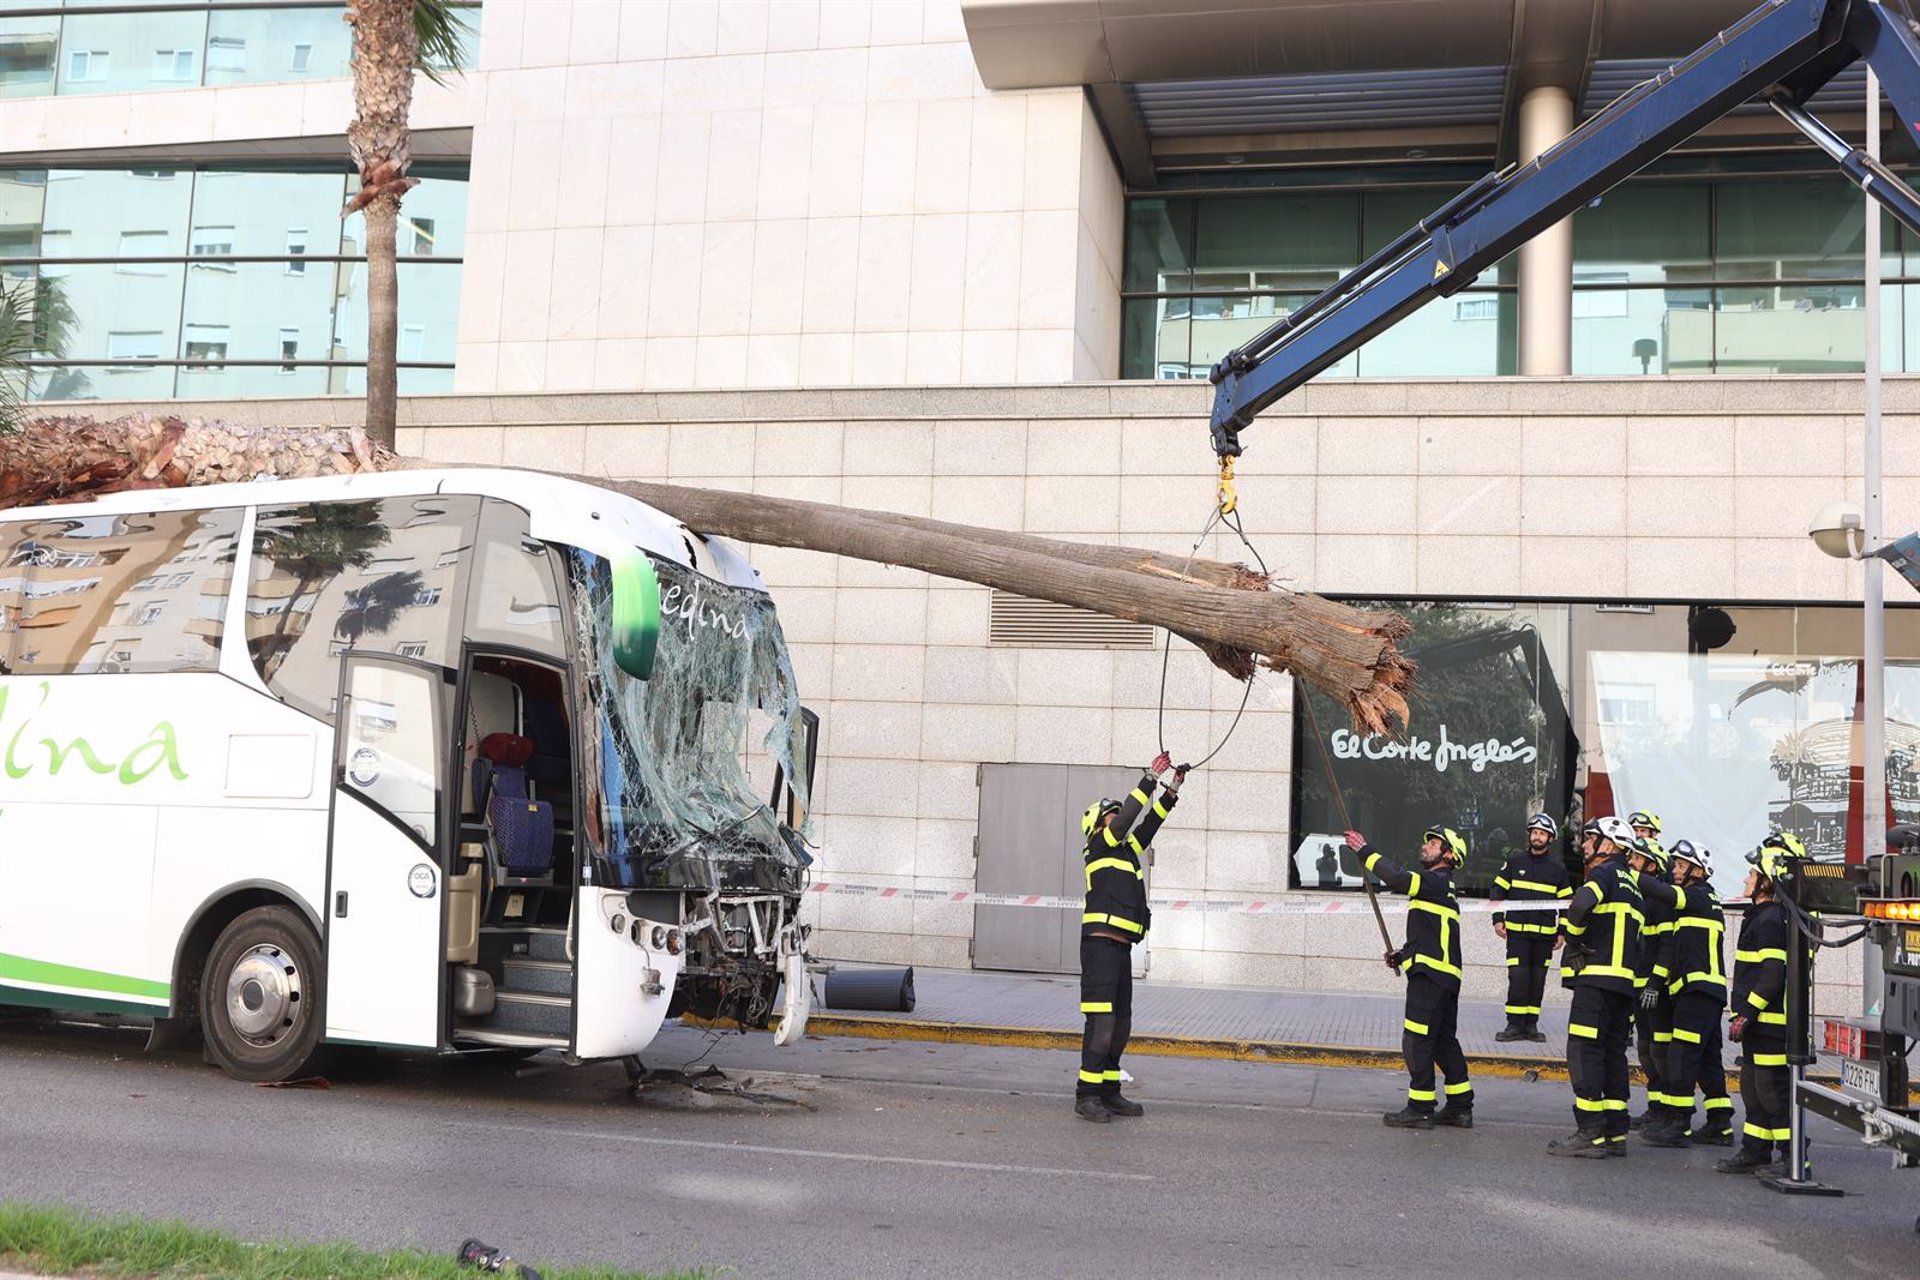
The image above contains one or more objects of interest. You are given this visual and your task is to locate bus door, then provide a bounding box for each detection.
[323,654,450,1048]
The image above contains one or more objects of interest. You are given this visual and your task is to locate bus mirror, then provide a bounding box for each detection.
[611,552,661,680]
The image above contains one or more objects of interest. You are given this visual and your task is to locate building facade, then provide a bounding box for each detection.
[6,0,1908,1011]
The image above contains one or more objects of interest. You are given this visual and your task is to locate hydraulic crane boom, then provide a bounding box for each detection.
[1208,0,1920,458]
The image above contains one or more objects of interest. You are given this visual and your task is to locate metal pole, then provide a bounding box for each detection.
[1865,48,1890,1019]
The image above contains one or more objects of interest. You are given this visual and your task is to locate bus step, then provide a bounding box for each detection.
[501,957,572,995]
[521,928,572,963]
[489,988,573,1037]
[452,1027,568,1052]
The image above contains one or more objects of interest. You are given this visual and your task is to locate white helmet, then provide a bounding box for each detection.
[1668,839,1712,878]
[1595,815,1635,850]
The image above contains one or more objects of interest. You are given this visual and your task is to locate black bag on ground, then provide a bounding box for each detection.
[824,966,915,1012]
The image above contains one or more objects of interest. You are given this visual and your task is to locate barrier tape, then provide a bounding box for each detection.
[803,879,1569,917]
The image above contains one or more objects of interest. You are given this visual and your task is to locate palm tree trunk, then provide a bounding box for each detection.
[0,414,1414,734]
[362,200,400,441]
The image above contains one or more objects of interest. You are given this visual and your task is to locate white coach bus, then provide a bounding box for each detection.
[0,469,818,1080]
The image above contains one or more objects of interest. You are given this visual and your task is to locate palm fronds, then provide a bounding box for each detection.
[414,0,475,86]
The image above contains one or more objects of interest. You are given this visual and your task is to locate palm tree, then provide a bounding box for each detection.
[251,502,392,677]
[334,569,426,648]
[344,0,470,448]
[0,274,76,433]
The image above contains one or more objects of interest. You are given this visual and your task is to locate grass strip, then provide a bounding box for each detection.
[0,1203,705,1280]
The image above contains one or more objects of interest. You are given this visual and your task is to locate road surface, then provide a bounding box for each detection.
[1,1013,1914,1278]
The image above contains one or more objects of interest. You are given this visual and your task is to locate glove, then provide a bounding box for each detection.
[1151,750,1173,775]
[1344,829,1367,852]
[1728,1014,1748,1043]
[1174,766,1189,785]
[1384,948,1405,973]
[1638,986,1660,1011]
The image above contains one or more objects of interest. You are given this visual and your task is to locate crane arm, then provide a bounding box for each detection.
[1207,0,1920,458]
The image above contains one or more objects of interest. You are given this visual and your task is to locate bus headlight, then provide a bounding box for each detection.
[665,928,683,955]
[650,924,669,949]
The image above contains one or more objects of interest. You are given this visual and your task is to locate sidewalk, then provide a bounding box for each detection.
[803,966,1727,1080]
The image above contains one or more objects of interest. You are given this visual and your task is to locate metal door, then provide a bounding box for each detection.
[973,763,1144,975]
[324,654,448,1048]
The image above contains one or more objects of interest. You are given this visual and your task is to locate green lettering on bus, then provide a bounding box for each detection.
[0,682,188,785]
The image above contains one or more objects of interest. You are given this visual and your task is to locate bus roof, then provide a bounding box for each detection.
[0,467,765,593]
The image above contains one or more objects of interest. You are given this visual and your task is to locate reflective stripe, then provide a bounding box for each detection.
[1085,857,1142,881]
[1757,1011,1786,1025]
[1568,1023,1599,1039]
[1409,899,1460,922]
[1594,901,1645,925]
[1673,916,1724,932]
[1078,1069,1103,1084]
[1574,1097,1607,1112]
[1364,852,1382,872]
[1101,828,1121,848]
[1671,1027,1703,1044]
[1407,1088,1437,1102]
[1403,1019,1430,1035]
[1705,1098,1735,1111]
[1652,1031,1673,1043]
[1126,835,1145,856]
[1151,800,1170,819]
[1409,953,1463,979]
[1080,1001,1113,1013]
[1406,871,1423,898]
[1506,878,1562,894]
[1504,1004,1541,1015]
[1445,1081,1473,1095]
[1506,956,1520,967]
[1558,887,1573,898]
[1102,1070,1123,1081]
[1651,964,1671,979]
[1082,912,1145,935]
[1737,947,1788,963]
[1601,1100,1629,1112]
[1129,788,1151,808]
[1746,991,1769,1011]
[1581,964,1638,980]
[1744,1122,1791,1141]
[1494,875,1511,890]
[1751,1052,1789,1066]
[1506,922,1558,934]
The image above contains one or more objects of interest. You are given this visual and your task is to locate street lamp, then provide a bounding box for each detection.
[1808,500,1868,561]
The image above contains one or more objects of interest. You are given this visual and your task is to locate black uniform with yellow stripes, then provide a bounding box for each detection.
[1359,843,1472,1114]
[1077,774,1177,1099]
[1635,859,1680,1123]
[1729,900,1791,1158]
[1663,881,1732,1137]
[1560,856,1645,1146]
[1489,847,1571,1033]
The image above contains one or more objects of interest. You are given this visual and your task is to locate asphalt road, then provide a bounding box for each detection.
[1,1012,1916,1279]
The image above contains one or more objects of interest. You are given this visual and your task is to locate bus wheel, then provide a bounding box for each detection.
[200,907,327,1083]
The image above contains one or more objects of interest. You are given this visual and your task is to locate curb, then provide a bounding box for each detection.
[799,1013,1578,1082]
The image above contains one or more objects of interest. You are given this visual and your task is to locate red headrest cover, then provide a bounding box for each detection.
[478,732,534,767]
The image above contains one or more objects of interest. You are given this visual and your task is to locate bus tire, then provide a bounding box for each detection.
[199,906,328,1083]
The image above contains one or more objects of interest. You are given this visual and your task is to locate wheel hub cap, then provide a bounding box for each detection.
[225,944,301,1047]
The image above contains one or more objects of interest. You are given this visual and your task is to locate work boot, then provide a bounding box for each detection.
[1716,1145,1773,1174]
[1689,1122,1735,1147]
[1100,1092,1145,1118]
[1628,1110,1650,1131]
[1432,1105,1473,1129]
[1606,1135,1629,1157]
[1639,1118,1691,1148]
[1547,1129,1610,1158]
[1494,1024,1528,1043]
[1524,1025,1548,1042]
[1074,1095,1112,1124]
[1382,1106,1435,1130]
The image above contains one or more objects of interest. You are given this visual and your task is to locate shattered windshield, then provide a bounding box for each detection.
[569,549,812,892]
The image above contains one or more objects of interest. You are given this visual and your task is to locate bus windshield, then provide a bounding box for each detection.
[569,549,812,892]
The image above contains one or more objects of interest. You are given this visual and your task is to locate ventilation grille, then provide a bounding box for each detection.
[989,590,1155,649]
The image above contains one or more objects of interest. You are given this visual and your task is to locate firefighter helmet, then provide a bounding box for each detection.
[1748,830,1808,883]
[1081,798,1122,837]
[1668,838,1712,878]
[1526,812,1558,837]
[1633,835,1671,871]
[1423,826,1468,867]
[1627,809,1663,834]
[1594,815,1636,850]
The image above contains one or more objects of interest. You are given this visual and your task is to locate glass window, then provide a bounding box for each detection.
[247,497,479,722]
[1194,193,1357,290]
[3,508,239,675]
[39,259,189,379]
[1357,291,1513,376]
[205,5,351,86]
[55,9,207,95]
[0,15,59,98]
[1292,601,1575,896]
[44,169,192,258]
[340,659,444,849]
[1711,285,1863,374]
[192,169,345,257]
[1716,177,1863,282]
[465,498,568,656]
[1572,182,1711,284]
[1573,283,1714,375]
[1125,197,1194,293]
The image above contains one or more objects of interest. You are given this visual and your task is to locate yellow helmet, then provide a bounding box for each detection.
[1748,830,1809,883]
[1423,826,1468,867]
[1081,798,1122,837]
[1627,809,1663,835]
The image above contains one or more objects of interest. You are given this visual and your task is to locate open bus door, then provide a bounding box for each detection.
[323,654,450,1049]
[771,705,819,1047]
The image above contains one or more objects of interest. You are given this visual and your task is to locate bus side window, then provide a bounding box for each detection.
[247,496,478,722]
[466,499,566,658]
[6,508,239,675]
[0,520,18,673]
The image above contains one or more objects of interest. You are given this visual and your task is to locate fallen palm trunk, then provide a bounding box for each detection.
[0,414,1413,734]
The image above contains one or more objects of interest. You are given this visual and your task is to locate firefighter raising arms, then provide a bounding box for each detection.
[1074,750,1184,1123]
[1344,825,1475,1131]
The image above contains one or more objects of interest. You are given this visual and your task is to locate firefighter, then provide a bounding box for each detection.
[1344,825,1473,1131]
[1642,839,1733,1147]
[1074,750,1182,1123]
[1489,812,1571,1042]
[1627,821,1676,1132]
[1717,832,1801,1173]
[1550,815,1644,1158]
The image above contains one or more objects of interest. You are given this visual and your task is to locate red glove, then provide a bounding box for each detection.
[1151,750,1173,775]
[1384,948,1404,973]
[1344,830,1367,851]
[1728,1014,1748,1043]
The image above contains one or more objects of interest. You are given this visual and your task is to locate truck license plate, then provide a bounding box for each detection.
[1841,1057,1882,1102]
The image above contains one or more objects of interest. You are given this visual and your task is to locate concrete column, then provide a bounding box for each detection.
[1517,84,1575,375]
